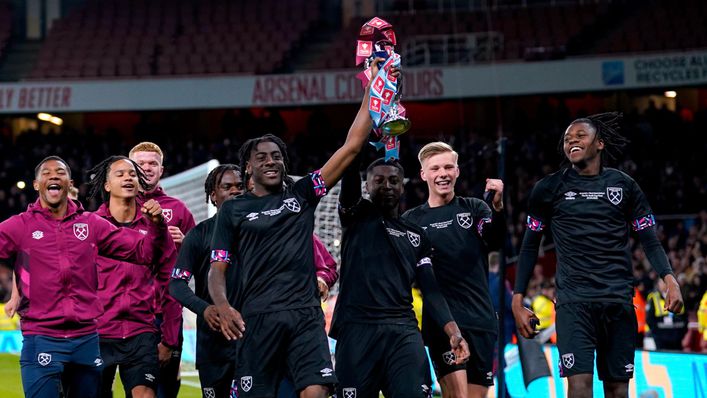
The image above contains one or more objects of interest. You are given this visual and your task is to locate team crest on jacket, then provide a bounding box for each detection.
[407,231,420,247]
[284,198,301,213]
[240,376,252,392]
[606,187,623,205]
[73,223,89,241]
[162,208,173,222]
[343,388,357,398]
[456,213,473,229]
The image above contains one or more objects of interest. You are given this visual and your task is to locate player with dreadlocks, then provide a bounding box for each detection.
[209,57,394,398]
[88,156,177,398]
[512,112,683,398]
[169,164,243,398]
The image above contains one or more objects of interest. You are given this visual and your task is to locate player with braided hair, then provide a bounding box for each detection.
[88,155,177,398]
[512,112,683,398]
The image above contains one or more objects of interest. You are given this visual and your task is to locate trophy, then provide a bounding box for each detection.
[355,17,410,160]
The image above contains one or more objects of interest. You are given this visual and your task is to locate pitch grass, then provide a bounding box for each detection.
[0,353,201,398]
[0,355,388,397]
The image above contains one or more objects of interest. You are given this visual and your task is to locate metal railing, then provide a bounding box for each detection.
[402,31,503,66]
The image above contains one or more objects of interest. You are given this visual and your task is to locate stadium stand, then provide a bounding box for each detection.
[594,0,707,54]
[0,2,11,61]
[29,0,321,79]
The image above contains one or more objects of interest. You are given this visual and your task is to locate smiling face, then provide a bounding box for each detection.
[420,151,459,198]
[130,151,164,190]
[105,159,139,200]
[366,165,404,212]
[247,141,286,193]
[563,122,605,167]
[210,170,244,209]
[33,159,73,209]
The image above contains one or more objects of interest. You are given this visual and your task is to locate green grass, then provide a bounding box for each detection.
[0,354,23,398]
[0,353,202,398]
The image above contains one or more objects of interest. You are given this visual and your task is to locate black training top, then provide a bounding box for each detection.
[330,166,454,339]
[210,172,328,316]
[169,216,236,365]
[403,196,504,333]
[519,167,655,305]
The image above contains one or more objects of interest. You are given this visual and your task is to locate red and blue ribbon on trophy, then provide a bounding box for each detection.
[355,17,410,161]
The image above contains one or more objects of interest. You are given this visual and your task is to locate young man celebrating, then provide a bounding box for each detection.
[130,142,196,398]
[88,156,177,398]
[332,157,470,398]
[169,164,243,398]
[512,113,683,398]
[0,156,167,398]
[208,57,392,398]
[403,142,505,398]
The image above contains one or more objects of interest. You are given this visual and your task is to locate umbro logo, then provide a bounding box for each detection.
[246,212,259,221]
[145,373,155,382]
[625,363,634,373]
[564,191,577,200]
[320,367,333,377]
[32,230,44,240]
[94,358,103,367]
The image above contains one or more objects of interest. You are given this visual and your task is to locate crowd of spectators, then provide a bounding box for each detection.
[0,100,704,346]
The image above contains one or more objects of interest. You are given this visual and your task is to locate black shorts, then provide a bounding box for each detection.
[424,324,496,386]
[335,323,433,398]
[99,332,159,393]
[197,360,235,398]
[233,307,336,396]
[556,302,637,381]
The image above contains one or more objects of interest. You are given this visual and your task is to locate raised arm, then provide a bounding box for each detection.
[319,59,397,188]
